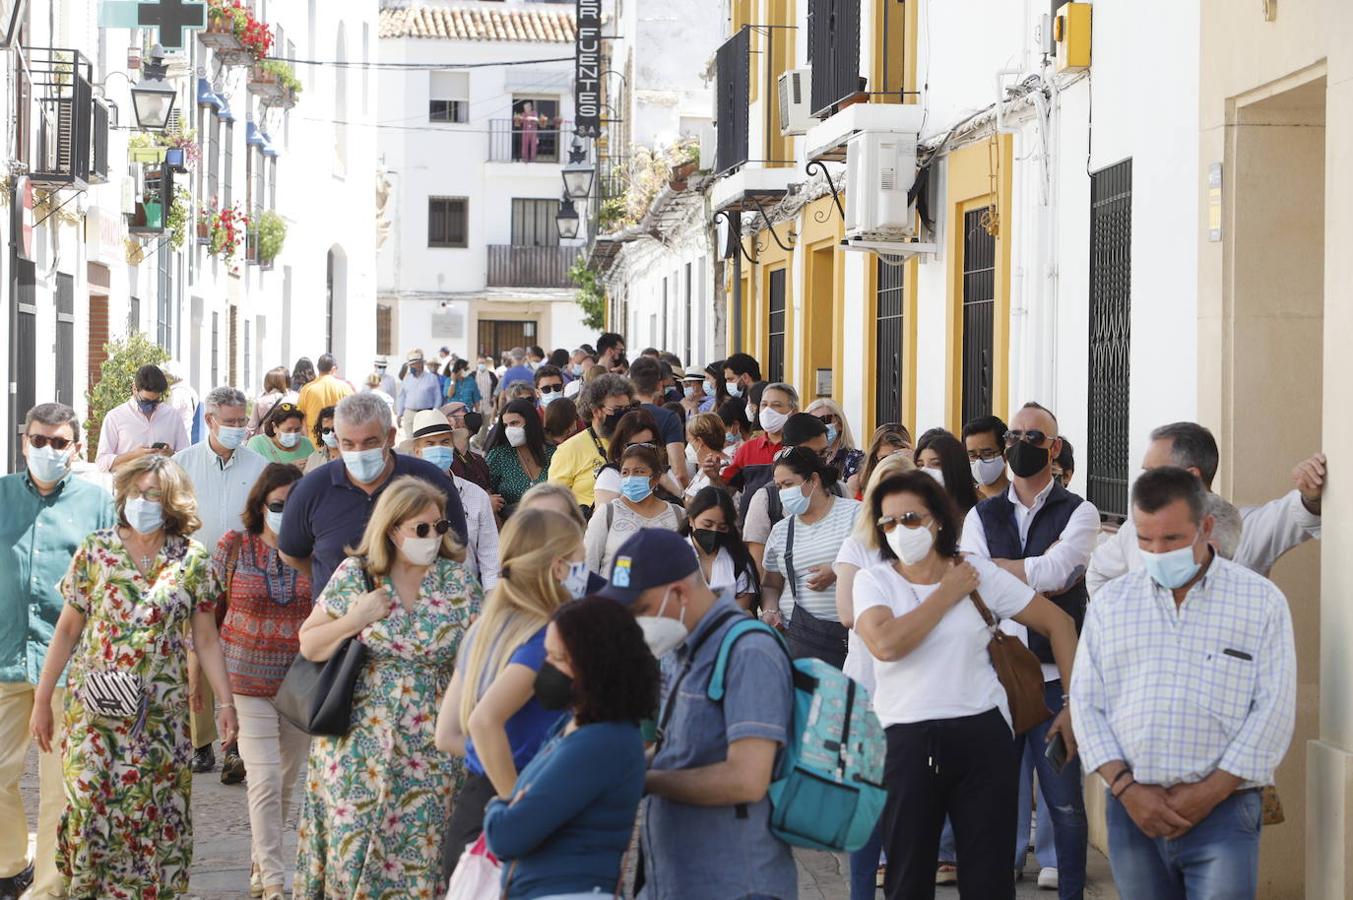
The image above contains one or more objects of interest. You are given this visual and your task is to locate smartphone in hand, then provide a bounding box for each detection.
[1045,732,1069,773]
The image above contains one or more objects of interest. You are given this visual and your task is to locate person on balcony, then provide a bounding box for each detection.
[520,101,540,163]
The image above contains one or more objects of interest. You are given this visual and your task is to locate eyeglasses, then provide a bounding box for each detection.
[266,501,286,513]
[968,448,1004,462]
[876,512,931,533]
[626,441,657,450]
[411,519,452,539]
[539,383,564,394]
[321,426,334,435]
[28,434,73,450]
[1005,429,1049,447]
[813,414,837,425]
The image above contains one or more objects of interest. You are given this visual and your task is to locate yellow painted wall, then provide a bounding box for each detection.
[797,196,846,402]
[944,135,1012,433]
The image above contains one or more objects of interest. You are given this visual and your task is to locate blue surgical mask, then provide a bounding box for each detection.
[216,425,246,450]
[278,431,300,449]
[620,475,653,503]
[727,381,743,398]
[826,424,839,446]
[342,447,387,483]
[704,379,716,397]
[124,497,164,534]
[265,509,285,534]
[27,445,72,483]
[779,482,814,517]
[1141,541,1203,590]
[725,432,739,447]
[136,397,160,415]
[562,560,589,600]
[420,445,454,471]
[683,386,696,399]
[540,391,560,408]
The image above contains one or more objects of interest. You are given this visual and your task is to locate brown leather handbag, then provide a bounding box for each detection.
[969,589,1054,735]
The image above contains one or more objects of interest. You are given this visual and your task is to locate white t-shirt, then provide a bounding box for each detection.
[852,555,1034,729]
[834,535,883,695]
[691,538,755,596]
[594,466,622,496]
[764,496,860,622]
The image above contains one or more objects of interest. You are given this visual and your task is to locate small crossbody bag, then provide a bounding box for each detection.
[83,670,145,719]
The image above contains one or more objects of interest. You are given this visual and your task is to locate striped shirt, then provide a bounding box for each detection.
[764,496,860,621]
[1070,556,1296,788]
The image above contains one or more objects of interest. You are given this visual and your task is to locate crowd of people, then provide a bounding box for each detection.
[0,331,1326,900]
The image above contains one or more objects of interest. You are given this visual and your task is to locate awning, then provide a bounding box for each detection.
[246,122,280,158]
[196,78,224,110]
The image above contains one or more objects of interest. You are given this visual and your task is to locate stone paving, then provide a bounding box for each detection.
[22,745,1118,899]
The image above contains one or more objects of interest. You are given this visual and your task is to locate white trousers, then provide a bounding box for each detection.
[235,694,310,889]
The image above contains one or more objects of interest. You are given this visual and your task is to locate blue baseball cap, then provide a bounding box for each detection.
[598,529,700,606]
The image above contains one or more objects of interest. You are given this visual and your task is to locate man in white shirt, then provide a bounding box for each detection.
[959,401,1098,899]
[1086,422,1324,594]
[173,386,268,779]
[407,409,498,591]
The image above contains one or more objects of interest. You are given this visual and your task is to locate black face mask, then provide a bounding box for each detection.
[692,528,721,555]
[1007,442,1050,479]
[601,408,628,437]
[533,662,574,711]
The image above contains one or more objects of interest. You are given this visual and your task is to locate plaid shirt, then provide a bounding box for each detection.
[1071,555,1295,788]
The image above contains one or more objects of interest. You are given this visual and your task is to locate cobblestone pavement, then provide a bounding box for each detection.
[23,745,1118,899]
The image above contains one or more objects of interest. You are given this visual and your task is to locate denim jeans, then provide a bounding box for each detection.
[848,818,885,900]
[1015,739,1057,870]
[1105,788,1262,899]
[1012,680,1086,900]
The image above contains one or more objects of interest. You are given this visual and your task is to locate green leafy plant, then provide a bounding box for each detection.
[597,197,626,231]
[569,256,606,331]
[255,59,303,96]
[252,209,287,262]
[85,332,170,462]
[165,186,191,250]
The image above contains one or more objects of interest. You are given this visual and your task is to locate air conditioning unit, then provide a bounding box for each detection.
[844,129,919,240]
[777,69,813,136]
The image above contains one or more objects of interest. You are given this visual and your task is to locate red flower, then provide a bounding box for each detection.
[120,769,140,786]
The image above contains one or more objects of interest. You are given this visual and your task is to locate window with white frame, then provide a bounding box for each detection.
[430,70,470,124]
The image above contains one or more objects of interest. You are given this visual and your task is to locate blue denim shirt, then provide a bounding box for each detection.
[641,593,796,900]
[0,472,117,685]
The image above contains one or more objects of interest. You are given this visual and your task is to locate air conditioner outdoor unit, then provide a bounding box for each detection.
[777,69,813,136]
[844,128,919,241]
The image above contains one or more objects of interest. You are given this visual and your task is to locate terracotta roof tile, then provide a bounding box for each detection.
[379,5,576,42]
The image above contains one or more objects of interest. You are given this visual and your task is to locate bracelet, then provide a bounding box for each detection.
[217,703,235,710]
[1109,767,1134,789]
[1113,779,1138,801]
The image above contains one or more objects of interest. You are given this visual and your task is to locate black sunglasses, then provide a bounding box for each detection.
[321,426,334,435]
[29,434,73,450]
[1005,429,1050,447]
[538,383,564,394]
[413,519,452,539]
[266,501,286,513]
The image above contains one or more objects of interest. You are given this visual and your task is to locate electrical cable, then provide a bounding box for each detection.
[268,54,575,70]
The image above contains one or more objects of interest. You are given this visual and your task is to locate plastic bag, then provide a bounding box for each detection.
[444,833,502,900]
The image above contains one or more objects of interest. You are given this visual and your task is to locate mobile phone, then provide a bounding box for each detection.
[1045,732,1069,773]
[151,442,169,451]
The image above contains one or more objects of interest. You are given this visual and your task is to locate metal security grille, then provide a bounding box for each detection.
[223,121,233,207]
[1087,159,1133,520]
[961,207,995,425]
[662,277,669,347]
[376,304,393,354]
[768,268,786,382]
[810,0,862,118]
[229,306,238,388]
[12,261,37,470]
[244,319,252,393]
[510,198,560,247]
[428,197,468,247]
[156,242,173,350]
[876,259,903,426]
[56,273,75,407]
[715,29,750,175]
[128,296,140,334]
[684,262,693,361]
[211,311,219,387]
[477,320,533,361]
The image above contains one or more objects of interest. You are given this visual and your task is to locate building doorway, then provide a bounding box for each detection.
[477,319,536,362]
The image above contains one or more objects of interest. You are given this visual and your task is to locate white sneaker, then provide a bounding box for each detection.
[1038,867,1059,890]
[249,867,264,898]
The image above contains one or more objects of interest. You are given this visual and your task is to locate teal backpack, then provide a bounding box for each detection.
[708,618,887,853]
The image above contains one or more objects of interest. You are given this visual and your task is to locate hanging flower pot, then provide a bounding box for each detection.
[201,14,245,51]
[129,146,166,164]
[143,201,164,229]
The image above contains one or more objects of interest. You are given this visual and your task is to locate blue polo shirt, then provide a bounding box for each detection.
[500,364,535,392]
[277,453,468,599]
[641,403,684,446]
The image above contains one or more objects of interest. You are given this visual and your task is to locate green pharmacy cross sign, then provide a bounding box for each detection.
[100,0,207,49]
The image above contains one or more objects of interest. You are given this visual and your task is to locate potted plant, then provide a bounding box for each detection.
[128,132,165,164]
[200,201,249,261]
[165,187,192,250]
[202,0,247,51]
[252,209,287,266]
[249,59,299,104]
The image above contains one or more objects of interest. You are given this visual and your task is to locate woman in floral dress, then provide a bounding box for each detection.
[294,475,481,900]
[28,454,238,899]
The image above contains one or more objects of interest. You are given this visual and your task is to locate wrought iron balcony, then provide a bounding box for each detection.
[486,245,578,288]
[714,29,750,175]
[488,118,573,163]
[26,47,110,188]
[809,0,864,119]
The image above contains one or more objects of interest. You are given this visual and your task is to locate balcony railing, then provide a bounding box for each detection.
[809,0,863,119]
[488,118,573,163]
[487,245,577,288]
[714,29,750,175]
[27,47,109,187]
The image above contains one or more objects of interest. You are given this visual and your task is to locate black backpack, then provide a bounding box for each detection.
[735,463,776,527]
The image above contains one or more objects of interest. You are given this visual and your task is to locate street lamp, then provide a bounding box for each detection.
[131,45,177,131]
[561,137,595,201]
[555,196,580,241]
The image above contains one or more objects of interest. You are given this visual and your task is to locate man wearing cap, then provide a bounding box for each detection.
[439,402,493,492]
[409,409,499,591]
[398,349,444,438]
[601,529,796,900]
[374,356,399,402]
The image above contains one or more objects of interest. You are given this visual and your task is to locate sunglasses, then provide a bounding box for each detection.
[1004,429,1049,447]
[539,383,564,394]
[877,512,931,533]
[321,426,334,435]
[266,501,286,513]
[411,519,452,539]
[28,434,73,451]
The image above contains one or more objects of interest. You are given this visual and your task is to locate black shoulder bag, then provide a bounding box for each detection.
[274,562,376,737]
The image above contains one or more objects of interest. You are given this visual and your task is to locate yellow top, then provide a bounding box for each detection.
[297,374,355,435]
[548,427,609,508]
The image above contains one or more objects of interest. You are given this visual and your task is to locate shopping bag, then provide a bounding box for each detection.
[444,833,502,900]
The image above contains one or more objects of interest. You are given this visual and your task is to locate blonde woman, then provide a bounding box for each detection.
[435,508,588,877]
[854,423,914,500]
[293,476,481,900]
[29,454,236,898]
[807,398,864,490]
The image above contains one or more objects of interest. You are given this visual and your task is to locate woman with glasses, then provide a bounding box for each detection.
[211,463,312,900]
[29,454,237,898]
[584,443,685,576]
[294,476,481,900]
[856,425,913,501]
[913,428,981,515]
[592,408,659,507]
[806,398,865,491]
[248,366,298,439]
[247,403,314,468]
[484,398,556,515]
[303,405,339,474]
[852,470,1077,900]
[760,447,859,665]
[683,412,734,500]
[683,487,759,609]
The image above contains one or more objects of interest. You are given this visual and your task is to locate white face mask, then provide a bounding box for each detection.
[759,407,789,434]
[561,560,589,600]
[636,589,688,658]
[922,466,946,487]
[971,456,1007,486]
[887,522,936,566]
[399,534,441,567]
[278,431,301,449]
[505,425,528,448]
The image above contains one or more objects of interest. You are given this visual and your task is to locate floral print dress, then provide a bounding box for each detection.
[295,555,482,900]
[56,529,215,900]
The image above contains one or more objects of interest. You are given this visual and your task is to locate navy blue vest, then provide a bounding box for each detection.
[974,482,1089,665]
